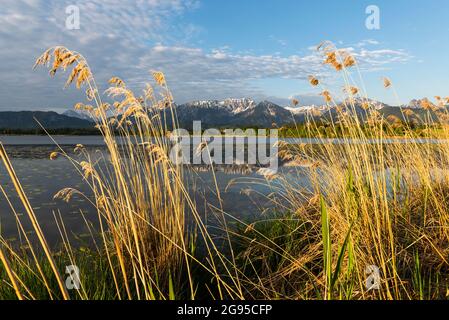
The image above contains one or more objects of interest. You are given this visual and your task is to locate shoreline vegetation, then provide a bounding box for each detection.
[0,122,446,139]
[1,42,449,300]
[0,128,101,135]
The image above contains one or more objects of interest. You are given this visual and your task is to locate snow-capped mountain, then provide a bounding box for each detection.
[58,96,443,130]
[62,109,95,122]
[402,99,424,109]
[285,105,329,114]
[236,100,295,127]
[285,98,388,115]
[402,98,448,109]
[342,97,388,110]
[182,98,256,115]
[155,97,403,128]
[174,99,295,129]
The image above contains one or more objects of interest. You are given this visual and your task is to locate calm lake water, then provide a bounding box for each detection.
[2,135,447,146]
[2,134,439,247]
[0,135,308,247]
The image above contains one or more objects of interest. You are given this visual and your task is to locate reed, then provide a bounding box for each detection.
[233,42,449,299]
[1,42,449,300]
[7,45,255,300]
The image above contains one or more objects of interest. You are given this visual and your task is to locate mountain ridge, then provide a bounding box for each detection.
[0,111,94,130]
[1,97,446,131]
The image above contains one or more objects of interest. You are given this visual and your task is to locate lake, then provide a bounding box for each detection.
[0,135,309,247]
[2,134,440,247]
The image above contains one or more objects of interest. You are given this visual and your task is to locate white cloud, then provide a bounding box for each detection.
[0,1,413,111]
[0,0,199,111]
[355,39,380,47]
[130,44,412,103]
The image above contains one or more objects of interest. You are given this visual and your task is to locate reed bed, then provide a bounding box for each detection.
[0,42,448,300]
[232,42,449,300]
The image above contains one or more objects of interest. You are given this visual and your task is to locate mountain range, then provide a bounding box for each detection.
[0,111,94,131]
[0,98,445,131]
[165,98,447,128]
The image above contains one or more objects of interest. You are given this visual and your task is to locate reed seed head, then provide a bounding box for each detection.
[308,76,319,86]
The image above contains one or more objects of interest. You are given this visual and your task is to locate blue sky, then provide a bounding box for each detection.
[1,0,448,111]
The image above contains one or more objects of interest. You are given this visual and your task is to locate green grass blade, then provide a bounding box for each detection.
[320,196,332,299]
[331,221,354,291]
[168,272,175,301]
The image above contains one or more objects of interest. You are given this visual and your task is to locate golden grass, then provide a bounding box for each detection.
[0,46,245,300]
[237,42,449,299]
[0,42,449,300]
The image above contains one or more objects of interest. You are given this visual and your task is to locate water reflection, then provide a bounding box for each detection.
[0,138,303,246]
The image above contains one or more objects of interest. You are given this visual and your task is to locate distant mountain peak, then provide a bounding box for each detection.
[62,109,95,122]
[285,104,328,114]
[184,98,256,114]
[403,98,448,109]
[342,97,389,109]
[0,110,94,130]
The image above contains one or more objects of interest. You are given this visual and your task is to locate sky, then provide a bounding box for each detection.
[1,0,449,112]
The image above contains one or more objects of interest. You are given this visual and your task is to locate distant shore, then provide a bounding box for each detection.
[0,128,100,135]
